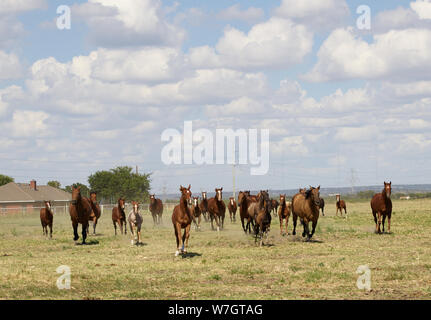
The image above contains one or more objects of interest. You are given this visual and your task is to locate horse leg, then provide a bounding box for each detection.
[82,223,88,244]
[137,225,141,244]
[72,221,79,242]
[382,215,386,233]
[184,224,192,254]
[372,211,378,233]
[49,223,53,239]
[215,215,220,232]
[174,224,181,256]
[292,214,297,236]
[93,218,97,235]
[130,223,135,245]
[286,215,289,235]
[113,221,117,235]
[310,219,317,239]
[279,217,283,235]
[124,220,127,235]
[377,212,382,234]
[388,214,391,233]
[181,227,187,253]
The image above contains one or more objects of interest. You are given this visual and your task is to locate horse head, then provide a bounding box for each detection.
[215,188,223,202]
[150,194,156,205]
[118,198,126,210]
[71,186,81,206]
[44,200,52,210]
[180,185,192,206]
[202,191,207,200]
[336,194,340,202]
[384,181,392,198]
[193,197,199,208]
[90,191,98,204]
[132,201,139,214]
[306,186,321,207]
[279,194,286,204]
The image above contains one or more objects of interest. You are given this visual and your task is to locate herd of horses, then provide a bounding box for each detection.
[39,181,393,255]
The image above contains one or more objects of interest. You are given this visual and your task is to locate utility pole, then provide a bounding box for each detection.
[350,168,358,194]
[232,164,236,200]
[136,165,138,175]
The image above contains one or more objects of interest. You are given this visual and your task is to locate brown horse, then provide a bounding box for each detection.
[112,198,127,235]
[149,194,163,226]
[238,191,255,234]
[371,182,392,234]
[128,201,143,245]
[335,194,347,217]
[245,191,258,202]
[192,196,202,230]
[207,188,226,231]
[319,197,325,216]
[228,197,237,223]
[40,200,53,238]
[69,186,92,244]
[253,190,272,246]
[87,191,101,235]
[292,186,321,240]
[299,188,306,195]
[278,194,291,236]
[271,199,279,217]
[172,185,195,256]
[199,191,209,222]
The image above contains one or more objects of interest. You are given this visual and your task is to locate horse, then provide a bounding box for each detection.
[87,191,101,235]
[299,188,306,195]
[271,199,279,217]
[192,196,202,230]
[238,191,255,234]
[40,200,53,238]
[69,186,92,244]
[291,186,321,240]
[172,185,195,256]
[228,197,237,223]
[371,182,392,234]
[245,191,258,202]
[112,197,127,235]
[278,194,291,236]
[207,188,226,231]
[149,194,163,226]
[335,194,347,217]
[199,191,209,222]
[319,197,325,216]
[253,190,272,246]
[128,201,143,245]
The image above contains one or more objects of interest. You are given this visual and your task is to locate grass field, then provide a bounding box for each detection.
[1,198,431,300]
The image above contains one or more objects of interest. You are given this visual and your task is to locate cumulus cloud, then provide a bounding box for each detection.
[274,0,350,31]
[304,27,431,82]
[0,51,23,79]
[411,0,431,19]
[72,0,185,47]
[189,17,313,71]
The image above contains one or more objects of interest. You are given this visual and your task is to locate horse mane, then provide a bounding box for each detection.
[305,189,312,199]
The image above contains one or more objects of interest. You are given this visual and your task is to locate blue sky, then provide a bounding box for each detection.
[1,0,431,195]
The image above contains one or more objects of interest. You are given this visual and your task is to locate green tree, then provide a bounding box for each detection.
[0,174,14,187]
[88,166,151,203]
[63,183,90,197]
[47,181,61,189]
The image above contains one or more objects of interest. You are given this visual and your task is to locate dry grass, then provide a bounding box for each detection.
[1,198,431,300]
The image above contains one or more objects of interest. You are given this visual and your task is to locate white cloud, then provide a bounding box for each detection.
[0,51,23,79]
[73,0,185,47]
[334,125,379,142]
[374,6,431,33]
[0,0,46,14]
[10,111,50,138]
[275,0,349,31]
[205,96,266,117]
[304,27,431,82]
[218,4,264,24]
[411,0,431,20]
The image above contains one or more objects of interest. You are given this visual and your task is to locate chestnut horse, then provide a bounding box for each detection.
[172,185,195,256]
[228,197,237,223]
[69,186,92,244]
[192,196,202,230]
[208,188,226,231]
[253,190,272,246]
[128,201,143,245]
[87,191,101,235]
[238,191,255,234]
[336,194,347,217]
[371,182,392,233]
[278,194,291,236]
[199,191,209,222]
[149,194,163,226]
[319,197,325,217]
[292,186,321,240]
[112,198,127,235]
[40,200,53,238]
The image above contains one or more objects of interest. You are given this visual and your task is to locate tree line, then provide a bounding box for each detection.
[0,166,151,204]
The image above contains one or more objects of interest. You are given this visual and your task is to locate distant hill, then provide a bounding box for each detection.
[159,184,431,201]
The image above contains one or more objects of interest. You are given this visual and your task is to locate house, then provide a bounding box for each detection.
[0,180,71,214]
